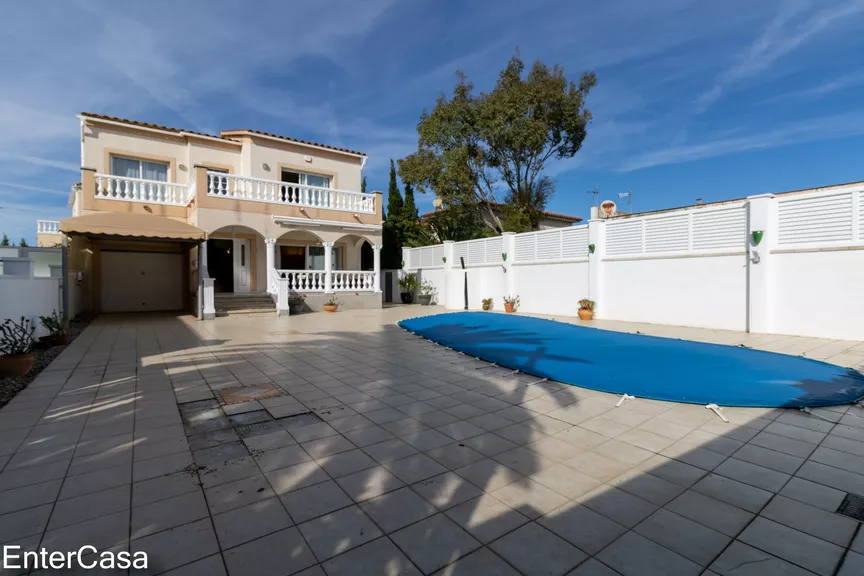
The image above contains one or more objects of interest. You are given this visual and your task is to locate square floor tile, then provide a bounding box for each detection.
[359,486,436,533]
[322,537,421,576]
[391,513,481,574]
[335,465,404,502]
[362,439,419,464]
[297,505,383,561]
[317,449,377,478]
[212,497,293,549]
[223,527,316,576]
[709,541,814,576]
[490,521,586,576]
[491,478,570,520]
[412,472,484,510]
[664,490,753,537]
[384,454,448,484]
[634,509,730,566]
[280,480,353,523]
[598,531,701,576]
[431,547,521,576]
[131,490,210,539]
[445,494,529,544]
[738,517,844,576]
[131,518,220,574]
[538,501,627,555]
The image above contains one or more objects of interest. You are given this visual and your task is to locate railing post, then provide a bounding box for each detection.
[372,244,382,293]
[588,218,606,317]
[276,278,289,316]
[323,241,334,293]
[501,233,516,299]
[746,194,776,334]
[265,238,277,294]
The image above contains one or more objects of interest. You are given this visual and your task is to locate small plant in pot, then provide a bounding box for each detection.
[0,316,36,378]
[39,310,69,346]
[503,295,520,313]
[481,298,493,311]
[288,293,306,315]
[578,298,595,320]
[418,280,435,306]
[323,297,340,313]
[399,273,418,304]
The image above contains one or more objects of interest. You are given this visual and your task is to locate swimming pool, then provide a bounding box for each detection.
[398,312,864,408]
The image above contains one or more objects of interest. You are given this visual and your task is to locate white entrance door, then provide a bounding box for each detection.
[233,238,251,293]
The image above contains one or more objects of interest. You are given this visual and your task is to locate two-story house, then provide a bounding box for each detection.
[46,113,383,318]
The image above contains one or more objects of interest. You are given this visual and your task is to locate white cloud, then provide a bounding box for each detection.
[618,112,864,171]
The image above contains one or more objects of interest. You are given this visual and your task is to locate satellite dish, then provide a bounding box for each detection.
[599,200,617,218]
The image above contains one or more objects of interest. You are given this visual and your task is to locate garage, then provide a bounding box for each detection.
[100,250,183,313]
[60,212,206,317]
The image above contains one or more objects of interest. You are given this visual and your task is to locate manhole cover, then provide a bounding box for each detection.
[837,493,864,521]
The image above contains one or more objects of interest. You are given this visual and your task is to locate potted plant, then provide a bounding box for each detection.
[288,293,306,315]
[418,280,435,306]
[481,298,493,311]
[503,295,520,313]
[578,298,595,321]
[323,296,340,313]
[39,310,69,346]
[0,316,36,378]
[399,273,418,304]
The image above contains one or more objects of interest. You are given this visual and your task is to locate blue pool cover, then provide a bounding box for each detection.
[398,312,864,408]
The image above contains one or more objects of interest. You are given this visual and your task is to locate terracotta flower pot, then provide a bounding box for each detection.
[323,304,338,313]
[0,353,34,378]
[578,308,594,321]
[504,303,515,313]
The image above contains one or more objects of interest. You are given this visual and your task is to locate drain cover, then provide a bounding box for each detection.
[837,493,864,521]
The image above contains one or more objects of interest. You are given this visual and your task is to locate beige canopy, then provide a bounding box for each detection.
[60,212,206,241]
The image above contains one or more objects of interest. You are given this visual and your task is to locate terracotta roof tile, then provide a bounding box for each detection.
[80,112,237,142]
[220,129,366,157]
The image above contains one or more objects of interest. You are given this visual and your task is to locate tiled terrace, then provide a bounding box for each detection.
[1,307,863,575]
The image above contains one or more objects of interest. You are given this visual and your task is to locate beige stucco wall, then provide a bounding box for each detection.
[229,134,363,192]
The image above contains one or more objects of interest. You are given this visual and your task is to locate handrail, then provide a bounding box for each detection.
[207,172,376,214]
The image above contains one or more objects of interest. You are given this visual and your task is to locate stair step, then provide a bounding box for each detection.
[217,308,276,316]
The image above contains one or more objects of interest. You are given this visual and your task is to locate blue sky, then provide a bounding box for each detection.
[2,0,864,243]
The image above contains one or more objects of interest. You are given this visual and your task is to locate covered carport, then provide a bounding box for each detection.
[59,212,206,315]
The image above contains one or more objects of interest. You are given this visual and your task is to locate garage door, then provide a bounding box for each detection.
[101,251,183,313]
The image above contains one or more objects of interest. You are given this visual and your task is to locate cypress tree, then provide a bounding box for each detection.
[403,182,418,222]
[386,159,403,219]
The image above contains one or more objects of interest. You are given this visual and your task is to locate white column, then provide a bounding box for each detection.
[588,219,606,317]
[501,232,516,299]
[442,241,454,307]
[265,237,277,294]
[747,194,776,334]
[200,240,216,320]
[372,244,382,293]
[323,241,334,293]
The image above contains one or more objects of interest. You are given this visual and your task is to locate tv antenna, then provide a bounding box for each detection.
[585,185,599,207]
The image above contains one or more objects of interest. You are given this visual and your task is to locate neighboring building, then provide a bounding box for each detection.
[41,113,383,318]
[0,243,62,277]
[421,201,582,231]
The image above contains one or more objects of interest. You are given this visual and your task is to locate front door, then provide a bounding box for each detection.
[233,238,251,293]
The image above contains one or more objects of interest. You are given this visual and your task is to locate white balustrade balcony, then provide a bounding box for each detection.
[275,270,326,292]
[207,172,376,214]
[272,269,376,292]
[94,173,190,206]
[37,220,60,234]
[332,271,376,291]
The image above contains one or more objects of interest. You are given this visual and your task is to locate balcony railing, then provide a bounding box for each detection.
[272,269,376,292]
[94,173,189,206]
[37,220,60,234]
[207,172,375,214]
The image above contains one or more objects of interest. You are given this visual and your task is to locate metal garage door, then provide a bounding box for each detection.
[101,251,183,313]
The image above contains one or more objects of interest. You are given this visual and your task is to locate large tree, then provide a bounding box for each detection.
[400,55,596,231]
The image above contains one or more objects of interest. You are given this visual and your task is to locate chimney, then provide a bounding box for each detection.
[696,198,703,206]
[590,205,599,220]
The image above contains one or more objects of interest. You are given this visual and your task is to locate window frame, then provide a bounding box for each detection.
[280,169,332,189]
[109,155,171,182]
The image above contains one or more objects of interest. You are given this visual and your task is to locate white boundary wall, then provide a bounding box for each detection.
[0,262,62,339]
[404,183,864,340]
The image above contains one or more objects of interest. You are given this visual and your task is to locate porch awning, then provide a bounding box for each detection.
[59,212,206,241]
